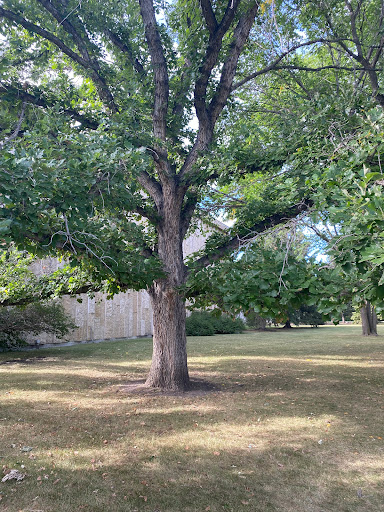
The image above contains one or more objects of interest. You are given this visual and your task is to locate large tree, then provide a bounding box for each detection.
[1,0,383,388]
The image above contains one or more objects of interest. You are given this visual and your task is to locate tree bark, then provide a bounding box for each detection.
[257,315,267,331]
[283,319,292,329]
[146,278,189,390]
[360,301,378,336]
[145,189,190,391]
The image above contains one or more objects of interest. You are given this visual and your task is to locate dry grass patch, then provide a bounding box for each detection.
[0,325,383,511]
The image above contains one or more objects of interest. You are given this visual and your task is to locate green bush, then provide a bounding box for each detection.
[185,312,216,336]
[186,311,245,336]
[0,301,76,351]
[212,315,245,334]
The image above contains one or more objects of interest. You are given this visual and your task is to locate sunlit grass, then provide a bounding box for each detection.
[0,325,383,511]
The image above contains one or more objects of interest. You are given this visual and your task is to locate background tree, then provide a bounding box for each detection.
[209,0,384,335]
[288,304,325,327]
[0,301,76,351]
[186,223,323,324]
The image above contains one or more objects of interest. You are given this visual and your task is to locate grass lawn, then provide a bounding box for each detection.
[0,325,383,512]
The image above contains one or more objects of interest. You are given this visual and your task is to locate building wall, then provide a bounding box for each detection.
[29,221,225,345]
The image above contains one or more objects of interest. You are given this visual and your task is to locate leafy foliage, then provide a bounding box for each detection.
[245,309,269,329]
[289,304,325,327]
[185,311,245,337]
[0,245,122,306]
[308,107,384,315]
[2,0,384,380]
[187,232,319,319]
[0,301,76,351]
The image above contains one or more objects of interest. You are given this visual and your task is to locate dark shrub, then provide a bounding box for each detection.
[289,304,325,327]
[186,311,245,336]
[0,301,76,351]
[185,312,216,336]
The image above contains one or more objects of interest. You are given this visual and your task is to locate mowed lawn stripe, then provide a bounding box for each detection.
[0,325,383,512]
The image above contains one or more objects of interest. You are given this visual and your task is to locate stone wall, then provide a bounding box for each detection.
[28,220,226,345]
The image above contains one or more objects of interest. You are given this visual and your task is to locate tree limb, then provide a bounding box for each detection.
[36,0,117,112]
[274,64,380,72]
[132,204,159,225]
[36,0,93,60]
[231,38,343,92]
[0,6,117,112]
[180,192,199,240]
[0,7,91,68]
[193,0,241,129]
[0,102,26,149]
[139,0,169,142]
[105,29,146,77]
[323,5,384,107]
[199,0,218,34]
[345,0,364,60]
[190,199,313,270]
[137,170,163,211]
[209,3,260,124]
[0,84,100,130]
[0,282,98,307]
[179,1,243,182]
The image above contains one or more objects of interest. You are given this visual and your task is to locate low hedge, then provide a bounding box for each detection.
[186,311,245,336]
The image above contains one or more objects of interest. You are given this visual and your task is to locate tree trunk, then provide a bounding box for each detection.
[283,319,292,329]
[257,315,267,331]
[145,188,190,391]
[360,301,378,336]
[146,279,189,390]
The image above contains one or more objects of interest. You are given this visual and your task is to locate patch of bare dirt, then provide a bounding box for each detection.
[117,378,219,397]
[0,356,58,365]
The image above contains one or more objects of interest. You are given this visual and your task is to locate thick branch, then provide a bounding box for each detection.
[0,85,100,130]
[180,193,199,239]
[179,2,243,182]
[36,0,93,60]
[0,7,90,68]
[36,0,117,111]
[137,170,163,210]
[132,204,159,225]
[199,0,218,34]
[0,6,117,112]
[345,0,364,60]
[193,0,241,129]
[105,29,146,77]
[191,199,313,270]
[139,0,169,142]
[209,3,259,123]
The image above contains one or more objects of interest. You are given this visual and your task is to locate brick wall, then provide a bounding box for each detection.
[28,221,226,345]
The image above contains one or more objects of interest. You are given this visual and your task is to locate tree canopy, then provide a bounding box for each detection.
[1,0,384,387]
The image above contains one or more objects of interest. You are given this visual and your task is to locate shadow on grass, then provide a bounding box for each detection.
[1,327,383,511]
[0,403,382,512]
